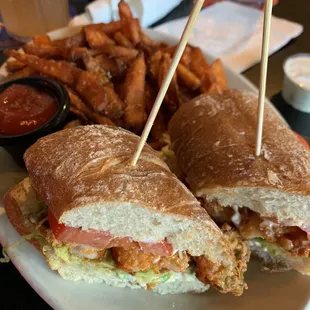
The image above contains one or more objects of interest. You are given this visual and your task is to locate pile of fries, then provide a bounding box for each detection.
[4,0,227,149]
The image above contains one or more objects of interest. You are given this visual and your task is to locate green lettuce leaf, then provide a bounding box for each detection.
[249,238,285,257]
[135,269,171,285]
[53,245,172,285]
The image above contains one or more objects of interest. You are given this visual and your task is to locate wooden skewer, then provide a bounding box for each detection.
[255,0,273,156]
[130,0,205,166]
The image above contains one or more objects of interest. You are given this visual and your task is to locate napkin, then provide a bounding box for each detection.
[69,0,182,28]
[155,1,303,73]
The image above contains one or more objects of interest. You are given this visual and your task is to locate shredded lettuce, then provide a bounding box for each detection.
[135,269,171,286]
[161,145,175,159]
[0,233,34,264]
[249,238,285,257]
[29,207,48,223]
[0,227,50,264]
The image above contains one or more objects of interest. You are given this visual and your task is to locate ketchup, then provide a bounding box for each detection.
[0,84,58,136]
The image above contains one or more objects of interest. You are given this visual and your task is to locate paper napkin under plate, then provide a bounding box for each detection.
[155,1,303,73]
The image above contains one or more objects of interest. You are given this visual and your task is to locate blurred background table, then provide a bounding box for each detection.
[0,0,309,309]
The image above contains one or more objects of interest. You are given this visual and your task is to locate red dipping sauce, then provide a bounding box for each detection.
[0,84,58,136]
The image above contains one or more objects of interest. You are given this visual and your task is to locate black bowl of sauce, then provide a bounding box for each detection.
[0,77,70,165]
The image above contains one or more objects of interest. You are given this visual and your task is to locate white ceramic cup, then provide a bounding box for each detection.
[282,53,310,113]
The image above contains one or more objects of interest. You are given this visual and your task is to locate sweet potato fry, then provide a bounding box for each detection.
[65,85,116,126]
[128,18,141,46]
[82,54,103,74]
[6,58,26,71]
[68,47,102,62]
[208,58,228,92]
[83,21,121,37]
[63,119,83,129]
[76,71,124,120]
[157,53,179,112]
[23,44,64,59]
[1,66,36,84]
[33,35,52,46]
[84,27,115,49]
[160,45,192,66]
[123,53,147,131]
[118,1,141,46]
[69,47,89,62]
[6,50,80,87]
[145,81,156,113]
[95,54,125,77]
[159,46,175,55]
[99,44,138,63]
[68,47,121,81]
[118,0,133,21]
[140,31,160,51]
[65,85,91,118]
[190,47,207,73]
[189,47,213,93]
[149,50,163,79]
[180,46,192,67]
[112,78,125,100]
[151,109,167,143]
[113,31,133,48]
[176,63,201,90]
[53,32,86,49]
[83,55,110,85]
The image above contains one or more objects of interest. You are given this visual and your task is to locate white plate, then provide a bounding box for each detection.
[0,28,309,310]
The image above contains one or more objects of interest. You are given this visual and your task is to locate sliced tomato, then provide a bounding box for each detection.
[48,209,114,248]
[295,133,310,151]
[48,209,173,256]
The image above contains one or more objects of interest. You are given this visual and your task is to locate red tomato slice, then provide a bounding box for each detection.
[48,209,173,256]
[295,133,310,151]
[48,209,114,248]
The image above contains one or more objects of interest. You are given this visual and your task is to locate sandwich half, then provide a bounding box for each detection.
[168,89,310,275]
[3,125,249,295]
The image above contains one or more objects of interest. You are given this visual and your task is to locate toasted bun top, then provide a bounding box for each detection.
[24,125,208,223]
[168,89,310,197]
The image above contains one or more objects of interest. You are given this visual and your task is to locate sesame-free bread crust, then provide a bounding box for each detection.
[24,125,211,225]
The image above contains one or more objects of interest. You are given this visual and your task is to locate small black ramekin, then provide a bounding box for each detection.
[0,77,71,166]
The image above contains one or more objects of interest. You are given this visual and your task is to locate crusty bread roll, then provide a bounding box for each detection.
[168,89,310,228]
[168,89,310,275]
[4,124,249,295]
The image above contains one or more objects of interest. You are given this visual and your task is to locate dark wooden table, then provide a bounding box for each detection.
[0,0,309,309]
